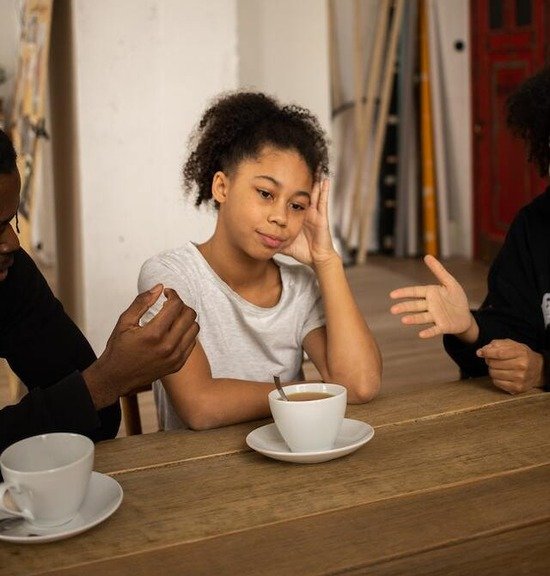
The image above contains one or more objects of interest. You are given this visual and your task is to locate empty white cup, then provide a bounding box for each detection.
[268,382,347,452]
[0,433,94,527]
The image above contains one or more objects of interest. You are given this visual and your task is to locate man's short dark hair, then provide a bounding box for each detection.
[0,129,17,175]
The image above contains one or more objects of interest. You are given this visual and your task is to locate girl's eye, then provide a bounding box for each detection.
[257,189,272,200]
[289,202,306,211]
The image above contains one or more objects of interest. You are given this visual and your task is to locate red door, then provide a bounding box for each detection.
[471,0,549,261]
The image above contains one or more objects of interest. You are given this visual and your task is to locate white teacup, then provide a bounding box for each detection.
[268,382,347,452]
[0,433,94,527]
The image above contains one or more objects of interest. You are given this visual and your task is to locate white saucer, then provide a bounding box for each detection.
[0,471,123,544]
[246,418,374,464]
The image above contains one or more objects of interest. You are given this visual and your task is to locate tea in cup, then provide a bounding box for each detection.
[268,382,347,452]
[0,433,94,527]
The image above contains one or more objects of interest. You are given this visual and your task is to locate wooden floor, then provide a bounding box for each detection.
[0,255,489,437]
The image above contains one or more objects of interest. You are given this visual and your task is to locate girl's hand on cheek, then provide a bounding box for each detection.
[281,179,337,266]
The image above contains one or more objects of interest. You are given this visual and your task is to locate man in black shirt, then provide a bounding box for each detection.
[0,129,199,453]
[389,65,550,394]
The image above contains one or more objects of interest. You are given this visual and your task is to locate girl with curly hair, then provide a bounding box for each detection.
[390,65,550,395]
[139,92,381,430]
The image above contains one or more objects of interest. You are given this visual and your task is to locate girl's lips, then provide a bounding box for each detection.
[258,232,284,249]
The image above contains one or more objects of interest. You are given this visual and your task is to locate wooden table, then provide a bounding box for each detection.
[2,378,549,575]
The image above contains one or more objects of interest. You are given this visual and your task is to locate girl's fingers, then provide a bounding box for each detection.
[309,180,320,211]
[317,178,329,215]
[423,255,457,287]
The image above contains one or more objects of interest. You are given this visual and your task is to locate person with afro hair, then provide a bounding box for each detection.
[139,91,382,431]
[390,65,550,394]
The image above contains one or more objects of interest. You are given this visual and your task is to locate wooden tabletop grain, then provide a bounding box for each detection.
[2,378,548,576]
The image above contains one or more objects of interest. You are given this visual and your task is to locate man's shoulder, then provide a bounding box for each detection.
[0,249,58,344]
[0,249,49,297]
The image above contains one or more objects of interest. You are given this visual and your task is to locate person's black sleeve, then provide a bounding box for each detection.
[444,196,548,384]
[543,350,550,391]
[0,250,120,454]
[0,372,120,455]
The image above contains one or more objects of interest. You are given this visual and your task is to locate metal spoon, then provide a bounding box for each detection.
[0,516,41,537]
[0,516,26,533]
[273,375,289,401]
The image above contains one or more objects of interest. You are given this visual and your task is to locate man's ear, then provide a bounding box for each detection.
[212,171,229,204]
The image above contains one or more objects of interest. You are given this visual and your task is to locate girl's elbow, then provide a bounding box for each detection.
[186,416,212,431]
[349,373,381,403]
[179,404,219,431]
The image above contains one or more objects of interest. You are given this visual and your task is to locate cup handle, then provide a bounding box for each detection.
[0,482,34,520]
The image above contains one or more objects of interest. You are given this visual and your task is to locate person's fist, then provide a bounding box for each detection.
[477,339,544,394]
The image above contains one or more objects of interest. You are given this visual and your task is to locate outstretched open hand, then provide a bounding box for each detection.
[389,255,476,340]
[280,179,336,266]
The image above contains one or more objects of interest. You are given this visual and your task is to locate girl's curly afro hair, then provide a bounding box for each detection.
[507,65,550,176]
[183,92,330,207]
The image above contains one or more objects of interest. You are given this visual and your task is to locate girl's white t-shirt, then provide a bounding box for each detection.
[138,242,325,430]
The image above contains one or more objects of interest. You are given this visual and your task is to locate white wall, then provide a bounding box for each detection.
[237,0,332,246]
[0,0,19,121]
[72,0,236,351]
[237,0,331,134]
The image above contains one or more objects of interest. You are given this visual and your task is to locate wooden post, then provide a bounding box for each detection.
[345,0,392,248]
[356,0,404,264]
[419,0,438,256]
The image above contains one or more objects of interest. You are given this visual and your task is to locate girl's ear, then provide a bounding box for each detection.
[212,171,229,204]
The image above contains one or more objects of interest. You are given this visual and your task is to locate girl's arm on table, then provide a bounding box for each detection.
[304,255,381,403]
[283,180,382,403]
[161,342,276,430]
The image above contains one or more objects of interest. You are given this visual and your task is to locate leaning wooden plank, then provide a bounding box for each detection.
[395,0,419,256]
[419,0,438,256]
[357,0,405,264]
[428,0,451,258]
[348,0,367,247]
[345,0,392,249]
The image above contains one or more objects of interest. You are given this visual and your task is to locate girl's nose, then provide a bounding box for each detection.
[267,202,287,227]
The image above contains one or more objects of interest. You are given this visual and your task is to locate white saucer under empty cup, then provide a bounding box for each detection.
[0,433,94,527]
[268,382,347,452]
